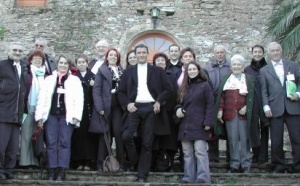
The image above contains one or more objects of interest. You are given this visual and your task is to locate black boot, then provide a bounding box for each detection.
[55,168,66,181]
[47,169,55,181]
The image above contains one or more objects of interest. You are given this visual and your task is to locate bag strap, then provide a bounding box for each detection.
[100,115,113,156]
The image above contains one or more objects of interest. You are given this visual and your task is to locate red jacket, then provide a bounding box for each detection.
[219,89,246,121]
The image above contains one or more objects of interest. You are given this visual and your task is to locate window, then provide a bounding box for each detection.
[16,0,47,7]
[128,33,178,63]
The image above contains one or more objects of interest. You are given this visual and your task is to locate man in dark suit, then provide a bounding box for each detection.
[118,44,172,182]
[0,42,28,179]
[88,39,109,74]
[260,42,300,173]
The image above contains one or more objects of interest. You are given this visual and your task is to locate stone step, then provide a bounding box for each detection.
[1,169,299,185]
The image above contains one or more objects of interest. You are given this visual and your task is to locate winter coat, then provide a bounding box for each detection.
[35,70,84,126]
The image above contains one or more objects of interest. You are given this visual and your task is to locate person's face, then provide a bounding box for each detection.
[231,60,244,75]
[95,44,108,57]
[252,47,264,61]
[107,50,118,66]
[187,64,199,79]
[169,46,180,61]
[8,44,23,62]
[155,56,166,70]
[268,44,282,62]
[135,47,148,64]
[181,51,194,65]
[31,55,43,67]
[128,52,137,65]
[76,58,88,72]
[34,40,46,52]
[214,48,226,62]
[57,57,69,73]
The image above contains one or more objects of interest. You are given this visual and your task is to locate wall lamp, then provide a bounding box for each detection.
[150,7,160,29]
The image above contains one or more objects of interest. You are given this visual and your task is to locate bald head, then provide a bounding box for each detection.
[95,39,109,57]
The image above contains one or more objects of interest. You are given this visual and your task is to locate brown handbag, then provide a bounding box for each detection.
[101,115,120,172]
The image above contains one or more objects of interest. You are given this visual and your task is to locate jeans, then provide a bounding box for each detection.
[181,140,211,183]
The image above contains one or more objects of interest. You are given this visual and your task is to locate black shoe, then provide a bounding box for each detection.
[272,169,285,173]
[242,167,250,173]
[55,168,65,181]
[47,169,55,181]
[0,173,6,180]
[136,178,146,183]
[227,167,239,173]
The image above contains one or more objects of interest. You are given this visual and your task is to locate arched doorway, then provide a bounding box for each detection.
[128,33,178,63]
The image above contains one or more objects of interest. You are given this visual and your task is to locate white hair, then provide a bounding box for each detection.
[8,41,23,51]
[35,37,48,47]
[267,42,282,53]
[230,54,246,64]
[214,45,227,53]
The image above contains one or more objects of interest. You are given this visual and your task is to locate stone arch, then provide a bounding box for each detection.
[118,28,181,68]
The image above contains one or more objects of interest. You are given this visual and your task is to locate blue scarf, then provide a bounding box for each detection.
[28,65,45,113]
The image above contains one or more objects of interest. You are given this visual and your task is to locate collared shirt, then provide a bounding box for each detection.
[135,63,155,103]
[91,58,104,74]
[170,60,179,66]
[272,59,284,86]
[14,61,21,78]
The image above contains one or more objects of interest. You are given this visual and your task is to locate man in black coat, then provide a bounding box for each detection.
[0,42,28,179]
[118,44,172,182]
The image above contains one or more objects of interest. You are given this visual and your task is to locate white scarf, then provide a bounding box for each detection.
[28,65,45,113]
[223,73,248,95]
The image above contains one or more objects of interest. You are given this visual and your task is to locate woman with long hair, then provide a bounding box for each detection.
[176,62,213,183]
[91,48,124,171]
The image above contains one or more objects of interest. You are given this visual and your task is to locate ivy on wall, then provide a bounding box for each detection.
[0,26,6,40]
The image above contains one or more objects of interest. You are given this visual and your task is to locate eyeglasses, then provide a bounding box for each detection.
[12,49,23,53]
[35,44,44,48]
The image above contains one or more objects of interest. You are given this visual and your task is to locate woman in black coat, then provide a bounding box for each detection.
[71,54,98,170]
[91,48,124,171]
[244,44,269,164]
[175,62,214,184]
[151,52,177,172]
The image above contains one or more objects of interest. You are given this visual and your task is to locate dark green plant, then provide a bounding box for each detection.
[0,26,6,40]
[266,0,300,62]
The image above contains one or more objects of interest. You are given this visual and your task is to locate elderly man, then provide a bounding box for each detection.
[205,45,231,163]
[88,39,109,74]
[0,42,28,179]
[260,42,300,173]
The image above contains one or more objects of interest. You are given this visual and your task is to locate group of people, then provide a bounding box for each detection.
[0,37,300,184]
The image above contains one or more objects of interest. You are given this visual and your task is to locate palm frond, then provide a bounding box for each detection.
[267,2,300,36]
[280,22,300,57]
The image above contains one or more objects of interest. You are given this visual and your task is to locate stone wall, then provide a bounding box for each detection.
[0,0,276,65]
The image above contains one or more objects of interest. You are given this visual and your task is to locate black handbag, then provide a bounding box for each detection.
[32,126,45,158]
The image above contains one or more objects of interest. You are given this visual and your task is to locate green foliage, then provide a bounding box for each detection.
[266,0,300,62]
[0,26,6,40]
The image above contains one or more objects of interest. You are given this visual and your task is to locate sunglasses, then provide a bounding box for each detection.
[13,49,23,53]
[35,44,44,48]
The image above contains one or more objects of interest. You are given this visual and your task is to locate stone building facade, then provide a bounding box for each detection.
[0,0,276,66]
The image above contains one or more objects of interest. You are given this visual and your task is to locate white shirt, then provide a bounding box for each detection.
[170,60,179,66]
[135,63,155,103]
[80,71,87,77]
[14,61,21,78]
[91,58,104,74]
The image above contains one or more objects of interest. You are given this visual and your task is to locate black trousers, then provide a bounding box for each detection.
[122,102,155,179]
[0,123,19,173]
[270,112,300,172]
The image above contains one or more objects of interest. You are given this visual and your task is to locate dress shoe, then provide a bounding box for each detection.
[0,173,6,180]
[83,166,91,171]
[136,178,146,183]
[242,167,250,173]
[76,165,83,170]
[272,169,285,173]
[227,167,239,173]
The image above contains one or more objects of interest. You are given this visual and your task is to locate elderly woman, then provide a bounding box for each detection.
[215,54,255,173]
[20,49,46,168]
[176,61,214,183]
[35,55,84,180]
[91,48,124,171]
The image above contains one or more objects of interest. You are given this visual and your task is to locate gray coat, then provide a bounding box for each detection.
[90,64,115,132]
[260,60,300,117]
